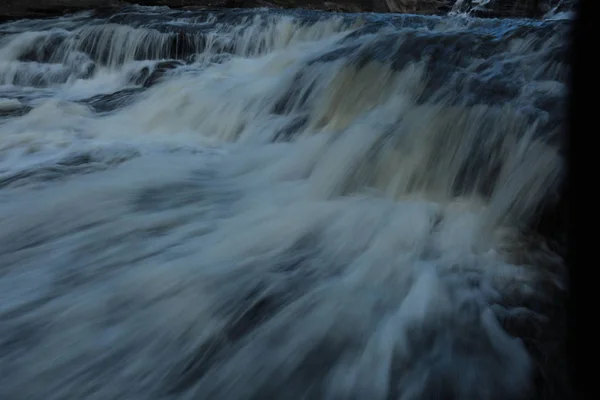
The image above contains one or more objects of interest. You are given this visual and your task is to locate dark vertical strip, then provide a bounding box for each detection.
[567,0,591,398]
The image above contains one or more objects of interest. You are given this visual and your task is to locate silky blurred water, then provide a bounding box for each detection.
[0,6,569,400]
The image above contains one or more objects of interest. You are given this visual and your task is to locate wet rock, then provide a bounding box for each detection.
[0,100,32,118]
[0,1,577,21]
[144,60,185,87]
[130,66,151,85]
[119,60,185,88]
[81,87,145,112]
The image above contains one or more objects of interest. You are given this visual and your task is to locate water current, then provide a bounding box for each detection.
[0,5,571,400]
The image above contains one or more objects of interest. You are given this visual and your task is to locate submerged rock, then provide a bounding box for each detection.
[0,98,32,118]
[144,60,185,87]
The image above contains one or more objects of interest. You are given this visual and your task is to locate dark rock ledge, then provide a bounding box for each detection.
[0,0,574,22]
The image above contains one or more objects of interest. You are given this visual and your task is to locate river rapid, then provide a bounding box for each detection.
[0,5,571,400]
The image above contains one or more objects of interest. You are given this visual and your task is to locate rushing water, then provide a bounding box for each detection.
[0,5,570,400]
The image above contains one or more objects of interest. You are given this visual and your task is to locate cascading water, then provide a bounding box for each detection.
[0,5,570,400]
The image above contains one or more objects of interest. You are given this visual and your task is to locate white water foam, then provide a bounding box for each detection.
[0,7,569,400]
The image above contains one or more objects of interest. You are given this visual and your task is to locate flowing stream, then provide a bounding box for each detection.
[0,5,570,400]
